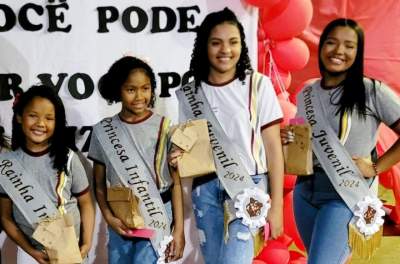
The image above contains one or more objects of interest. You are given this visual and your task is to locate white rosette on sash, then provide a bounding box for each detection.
[353,196,385,236]
[157,235,174,264]
[234,187,270,229]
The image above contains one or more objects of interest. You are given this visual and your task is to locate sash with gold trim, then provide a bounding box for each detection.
[93,115,171,258]
[297,83,384,259]
[176,78,270,229]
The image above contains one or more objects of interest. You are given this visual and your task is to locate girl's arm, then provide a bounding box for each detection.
[76,191,95,258]
[166,168,185,262]
[93,162,128,235]
[262,123,284,239]
[0,197,49,264]
[354,123,400,177]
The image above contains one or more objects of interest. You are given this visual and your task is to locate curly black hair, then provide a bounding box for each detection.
[190,7,253,86]
[12,85,69,172]
[98,56,157,107]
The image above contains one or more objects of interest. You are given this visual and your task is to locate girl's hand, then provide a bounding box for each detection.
[168,145,184,169]
[267,206,283,239]
[80,243,91,259]
[106,215,129,236]
[280,128,295,145]
[165,229,185,262]
[352,156,377,178]
[29,249,49,264]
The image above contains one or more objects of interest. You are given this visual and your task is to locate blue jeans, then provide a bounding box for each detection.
[108,227,158,264]
[107,201,172,264]
[192,174,267,264]
[293,168,352,264]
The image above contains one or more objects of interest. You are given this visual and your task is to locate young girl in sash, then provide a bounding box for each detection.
[88,56,184,264]
[283,19,400,263]
[169,8,284,264]
[0,85,95,264]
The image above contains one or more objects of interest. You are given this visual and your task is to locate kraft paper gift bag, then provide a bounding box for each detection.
[107,186,145,229]
[32,213,82,264]
[170,119,216,178]
[283,123,313,175]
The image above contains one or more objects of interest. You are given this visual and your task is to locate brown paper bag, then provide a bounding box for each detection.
[283,124,313,175]
[107,186,145,229]
[170,119,216,178]
[32,214,82,264]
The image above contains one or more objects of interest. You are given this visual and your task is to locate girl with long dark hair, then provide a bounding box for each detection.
[285,18,400,263]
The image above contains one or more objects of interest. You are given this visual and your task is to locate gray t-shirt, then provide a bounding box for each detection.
[88,113,173,192]
[0,148,89,248]
[300,78,400,197]
[314,78,400,158]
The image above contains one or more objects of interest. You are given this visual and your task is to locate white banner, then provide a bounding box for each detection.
[0,0,257,150]
[0,1,257,263]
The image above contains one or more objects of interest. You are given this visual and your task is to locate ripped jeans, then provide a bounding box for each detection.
[192,174,267,264]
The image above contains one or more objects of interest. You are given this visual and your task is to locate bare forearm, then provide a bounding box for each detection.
[262,125,284,208]
[93,164,115,222]
[170,170,184,233]
[78,193,95,247]
[267,151,284,209]
[94,187,114,222]
[1,216,35,254]
[261,124,284,238]
[376,139,400,173]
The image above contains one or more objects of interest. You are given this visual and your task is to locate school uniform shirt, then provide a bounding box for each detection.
[0,148,89,248]
[88,112,173,192]
[300,78,400,197]
[308,78,400,161]
[179,73,283,175]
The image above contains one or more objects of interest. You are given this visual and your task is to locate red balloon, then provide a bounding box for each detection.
[283,191,305,251]
[284,174,297,190]
[278,98,297,126]
[262,0,313,40]
[271,38,310,71]
[260,0,290,21]
[277,233,294,246]
[258,26,267,41]
[273,69,291,94]
[258,40,270,72]
[290,259,307,264]
[289,250,307,264]
[252,260,267,264]
[262,63,292,94]
[256,240,290,264]
[289,250,304,261]
[246,0,282,9]
[289,77,318,104]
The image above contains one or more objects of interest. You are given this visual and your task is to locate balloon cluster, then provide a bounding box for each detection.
[251,0,313,98]
[246,1,314,263]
